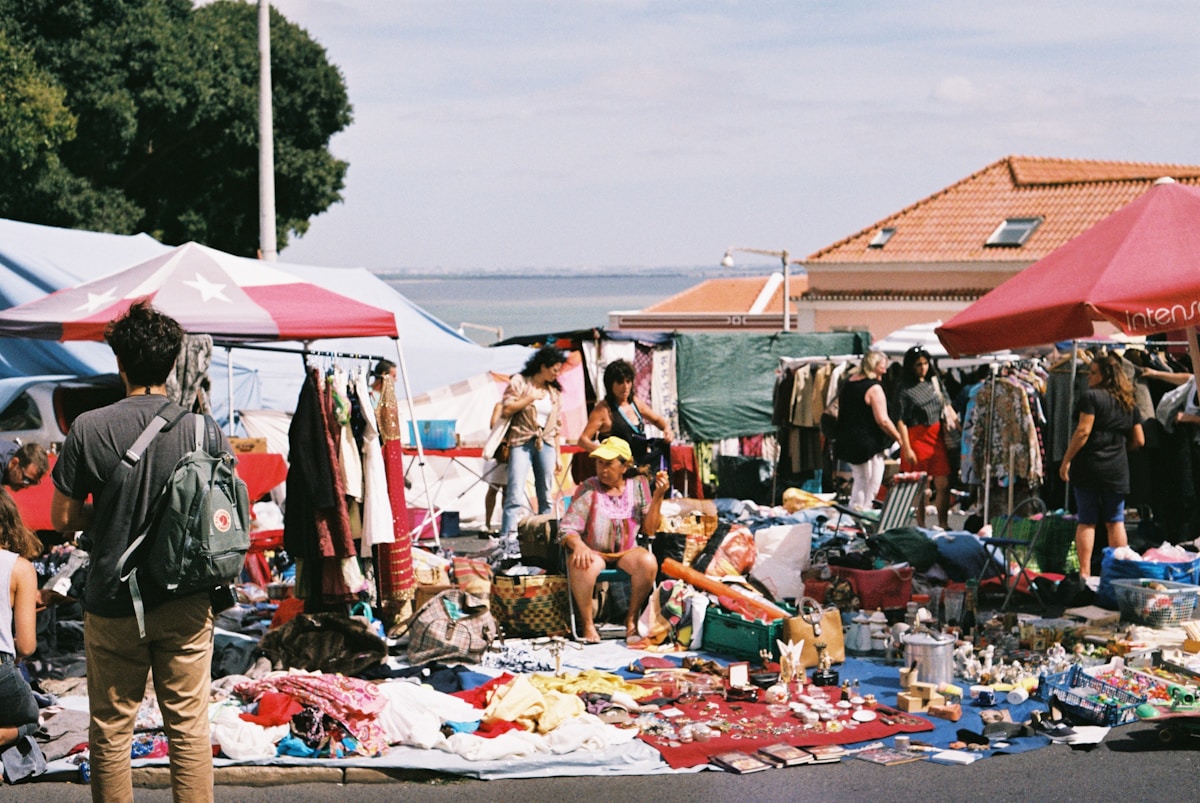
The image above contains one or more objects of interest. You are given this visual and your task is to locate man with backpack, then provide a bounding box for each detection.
[50,301,236,803]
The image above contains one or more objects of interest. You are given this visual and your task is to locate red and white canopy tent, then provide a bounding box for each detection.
[936,179,1200,379]
[0,241,444,542]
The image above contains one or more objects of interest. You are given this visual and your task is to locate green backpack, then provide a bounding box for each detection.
[118,409,251,636]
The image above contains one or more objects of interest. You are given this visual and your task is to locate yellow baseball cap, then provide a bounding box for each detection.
[590,436,632,463]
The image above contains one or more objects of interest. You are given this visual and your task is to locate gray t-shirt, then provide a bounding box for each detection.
[52,394,230,617]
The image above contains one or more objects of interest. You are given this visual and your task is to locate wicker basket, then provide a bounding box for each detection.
[1111,578,1200,628]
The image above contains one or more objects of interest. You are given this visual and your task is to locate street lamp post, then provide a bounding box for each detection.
[721,247,803,332]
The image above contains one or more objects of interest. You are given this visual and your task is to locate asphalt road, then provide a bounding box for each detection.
[6,720,1198,802]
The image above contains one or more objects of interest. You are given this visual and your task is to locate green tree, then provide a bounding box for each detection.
[0,28,139,229]
[0,0,351,256]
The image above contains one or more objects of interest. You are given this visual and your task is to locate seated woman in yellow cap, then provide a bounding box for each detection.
[558,436,669,644]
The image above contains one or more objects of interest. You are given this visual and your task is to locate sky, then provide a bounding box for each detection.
[238,1,1200,273]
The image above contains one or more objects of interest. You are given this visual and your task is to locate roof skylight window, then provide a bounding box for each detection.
[985,217,1043,247]
[868,228,896,249]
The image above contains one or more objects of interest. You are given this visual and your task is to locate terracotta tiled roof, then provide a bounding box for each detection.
[643,274,809,314]
[806,156,1200,264]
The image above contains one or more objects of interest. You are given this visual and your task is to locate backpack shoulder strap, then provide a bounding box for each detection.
[120,401,177,466]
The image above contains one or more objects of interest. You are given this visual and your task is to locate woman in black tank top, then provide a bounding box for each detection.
[578,360,673,462]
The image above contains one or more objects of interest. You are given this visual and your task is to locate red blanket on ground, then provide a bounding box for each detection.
[638,685,933,769]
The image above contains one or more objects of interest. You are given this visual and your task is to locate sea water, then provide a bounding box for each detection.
[381,271,709,344]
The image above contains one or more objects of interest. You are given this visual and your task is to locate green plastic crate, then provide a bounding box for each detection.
[701,605,792,661]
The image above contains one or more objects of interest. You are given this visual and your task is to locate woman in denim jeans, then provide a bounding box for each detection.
[497,346,566,560]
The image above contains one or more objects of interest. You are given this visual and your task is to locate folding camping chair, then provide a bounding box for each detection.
[566,563,630,641]
[976,496,1051,611]
[832,471,928,536]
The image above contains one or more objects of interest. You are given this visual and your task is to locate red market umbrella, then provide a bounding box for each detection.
[936,180,1200,358]
[0,241,399,342]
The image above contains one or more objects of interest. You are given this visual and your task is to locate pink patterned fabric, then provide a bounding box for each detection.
[236,673,389,756]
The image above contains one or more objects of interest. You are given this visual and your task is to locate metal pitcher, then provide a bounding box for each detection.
[902,630,956,686]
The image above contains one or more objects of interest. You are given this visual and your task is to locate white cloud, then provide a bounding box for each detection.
[932,76,978,104]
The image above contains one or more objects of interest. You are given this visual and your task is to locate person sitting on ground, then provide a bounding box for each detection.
[0,491,42,749]
[0,441,49,493]
[558,437,668,645]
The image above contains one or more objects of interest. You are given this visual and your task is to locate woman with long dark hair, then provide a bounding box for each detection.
[895,346,953,529]
[497,346,566,560]
[1060,353,1144,579]
[578,359,672,464]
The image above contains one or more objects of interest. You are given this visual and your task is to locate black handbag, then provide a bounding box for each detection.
[630,433,668,472]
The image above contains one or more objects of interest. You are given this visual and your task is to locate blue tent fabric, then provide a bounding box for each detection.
[0,218,529,427]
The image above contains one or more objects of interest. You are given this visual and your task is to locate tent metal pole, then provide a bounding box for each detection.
[227,345,235,436]
[983,365,997,520]
[393,337,440,548]
[1065,340,1079,507]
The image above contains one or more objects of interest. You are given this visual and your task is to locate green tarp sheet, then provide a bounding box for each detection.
[675,331,869,441]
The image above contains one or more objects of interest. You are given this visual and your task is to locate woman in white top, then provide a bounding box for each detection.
[1,492,41,748]
[498,346,566,559]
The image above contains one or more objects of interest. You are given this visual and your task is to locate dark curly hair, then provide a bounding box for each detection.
[603,359,635,409]
[104,300,184,388]
[521,345,565,390]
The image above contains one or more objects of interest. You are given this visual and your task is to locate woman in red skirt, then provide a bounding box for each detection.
[896,347,952,529]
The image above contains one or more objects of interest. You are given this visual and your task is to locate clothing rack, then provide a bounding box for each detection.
[778,353,862,367]
[772,354,863,503]
[977,358,1046,519]
[212,337,442,546]
[211,340,386,435]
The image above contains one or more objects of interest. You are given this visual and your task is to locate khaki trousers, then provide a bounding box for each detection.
[85,593,214,803]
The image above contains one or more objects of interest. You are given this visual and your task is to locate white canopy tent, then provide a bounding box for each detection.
[872,321,1022,368]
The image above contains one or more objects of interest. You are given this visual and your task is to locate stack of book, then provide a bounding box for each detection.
[710,742,854,773]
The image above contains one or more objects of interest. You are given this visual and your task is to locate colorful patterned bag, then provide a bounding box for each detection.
[490,574,570,638]
[407,589,497,665]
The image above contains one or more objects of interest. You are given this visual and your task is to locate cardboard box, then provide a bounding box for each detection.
[228,437,267,454]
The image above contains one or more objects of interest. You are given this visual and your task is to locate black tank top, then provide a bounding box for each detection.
[602,400,645,444]
[834,377,890,464]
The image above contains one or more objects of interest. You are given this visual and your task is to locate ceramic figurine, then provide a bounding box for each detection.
[777,638,805,685]
[980,644,995,675]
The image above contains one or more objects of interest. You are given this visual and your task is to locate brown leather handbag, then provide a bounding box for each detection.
[783,596,846,669]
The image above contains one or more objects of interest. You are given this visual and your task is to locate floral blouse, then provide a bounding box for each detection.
[559,476,652,554]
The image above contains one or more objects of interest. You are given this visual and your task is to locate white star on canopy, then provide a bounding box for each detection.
[74,288,117,313]
[183,272,231,303]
